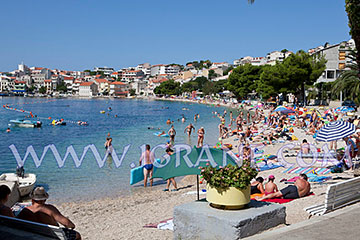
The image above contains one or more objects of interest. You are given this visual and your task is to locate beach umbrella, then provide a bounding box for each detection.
[280,109,295,115]
[273,106,288,112]
[340,106,355,113]
[316,121,356,142]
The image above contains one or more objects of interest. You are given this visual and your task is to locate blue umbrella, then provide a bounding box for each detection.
[316,121,356,142]
[273,106,288,112]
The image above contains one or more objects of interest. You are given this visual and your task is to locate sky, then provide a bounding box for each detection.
[0,0,351,72]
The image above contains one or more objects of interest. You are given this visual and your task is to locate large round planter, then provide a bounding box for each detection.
[206,184,250,210]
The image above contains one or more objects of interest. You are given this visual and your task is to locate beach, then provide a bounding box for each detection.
[55,121,357,240]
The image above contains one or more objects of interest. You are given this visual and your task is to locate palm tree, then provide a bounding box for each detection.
[332,50,360,103]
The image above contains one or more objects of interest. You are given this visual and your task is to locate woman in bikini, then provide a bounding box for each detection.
[264,175,278,195]
[197,127,205,147]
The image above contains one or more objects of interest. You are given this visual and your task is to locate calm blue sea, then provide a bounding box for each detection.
[0,97,230,202]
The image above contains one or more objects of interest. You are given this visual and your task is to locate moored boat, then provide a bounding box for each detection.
[9,119,42,128]
[0,173,37,197]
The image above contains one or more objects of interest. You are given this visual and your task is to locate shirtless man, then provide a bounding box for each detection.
[139,144,155,187]
[184,123,195,137]
[258,174,310,200]
[197,127,205,147]
[168,125,176,143]
[18,187,81,240]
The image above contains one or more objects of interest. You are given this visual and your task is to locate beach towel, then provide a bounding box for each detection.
[144,218,173,230]
[251,193,315,204]
[283,166,331,175]
[258,164,282,171]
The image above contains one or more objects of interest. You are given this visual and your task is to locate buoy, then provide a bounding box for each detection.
[48,117,52,120]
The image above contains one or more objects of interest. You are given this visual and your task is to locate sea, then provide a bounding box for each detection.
[0,97,232,202]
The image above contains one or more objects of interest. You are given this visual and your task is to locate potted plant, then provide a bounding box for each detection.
[200,163,258,209]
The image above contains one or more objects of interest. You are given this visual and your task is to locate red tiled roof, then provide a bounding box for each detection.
[14,80,26,84]
[44,80,52,83]
[63,76,74,80]
[111,81,126,85]
[80,82,94,86]
[95,78,109,83]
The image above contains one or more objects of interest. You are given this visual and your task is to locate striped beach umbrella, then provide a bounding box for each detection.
[273,106,288,112]
[316,121,356,142]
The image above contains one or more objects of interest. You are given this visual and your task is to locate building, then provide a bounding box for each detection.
[94,78,110,95]
[135,63,151,76]
[109,82,129,97]
[311,39,355,83]
[150,64,181,76]
[31,68,52,89]
[0,76,12,92]
[266,51,292,65]
[121,70,145,82]
[43,80,53,94]
[130,80,148,95]
[94,67,114,75]
[79,82,98,97]
[210,62,230,70]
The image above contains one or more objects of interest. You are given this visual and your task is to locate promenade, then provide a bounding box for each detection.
[245,202,360,240]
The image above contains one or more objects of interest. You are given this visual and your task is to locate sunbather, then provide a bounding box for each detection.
[18,187,81,240]
[251,177,265,194]
[257,174,310,200]
[301,139,310,154]
[264,175,278,195]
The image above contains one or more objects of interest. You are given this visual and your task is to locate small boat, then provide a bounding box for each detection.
[100,111,106,114]
[0,172,37,197]
[10,119,42,128]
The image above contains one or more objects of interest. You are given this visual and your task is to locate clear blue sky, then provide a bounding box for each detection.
[0,0,350,72]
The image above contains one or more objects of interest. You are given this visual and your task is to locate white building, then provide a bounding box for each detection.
[150,64,181,76]
[266,51,292,65]
[311,39,355,83]
[210,62,230,70]
[79,82,98,97]
[94,78,110,94]
[94,67,114,75]
[121,70,145,82]
[135,63,151,76]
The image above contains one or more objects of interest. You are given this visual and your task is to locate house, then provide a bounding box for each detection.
[266,51,292,65]
[311,39,355,83]
[135,63,151,76]
[43,80,52,94]
[110,72,122,79]
[0,76,12,92]
[130,80,148,95]
[94,78,110,95]
[79,82,98,97]
[210,62,230,70]
[94,67,114,75]
[121,70,145,82]
[109,82,129,97]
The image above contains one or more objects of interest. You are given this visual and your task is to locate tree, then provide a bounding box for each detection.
[39,86,47,94]
[129,89,136,96]
[208,69,218,79]
[332,50,360,104]
[223,66,234,76]
[226,64,263,99]
[258,51,326,101]
[345,0,360,78]
[56,81,68,92]
[154,80,181,96]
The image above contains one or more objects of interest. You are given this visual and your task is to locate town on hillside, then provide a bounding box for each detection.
[0,39,355,99]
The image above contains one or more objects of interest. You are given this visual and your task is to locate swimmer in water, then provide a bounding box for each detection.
[166,119,171,125]
[6,128,11,133]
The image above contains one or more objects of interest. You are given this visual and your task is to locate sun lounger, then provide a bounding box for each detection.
[0,215,69,239]
[304,176,360,217]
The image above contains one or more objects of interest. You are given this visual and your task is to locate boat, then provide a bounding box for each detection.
[10,119,42,128]
[51,120,66,126]
[0,173,37,197]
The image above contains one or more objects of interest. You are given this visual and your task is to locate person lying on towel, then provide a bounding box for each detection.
[256,174,310,200]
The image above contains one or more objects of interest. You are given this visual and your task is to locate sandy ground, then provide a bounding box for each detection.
[56,108,358,240]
